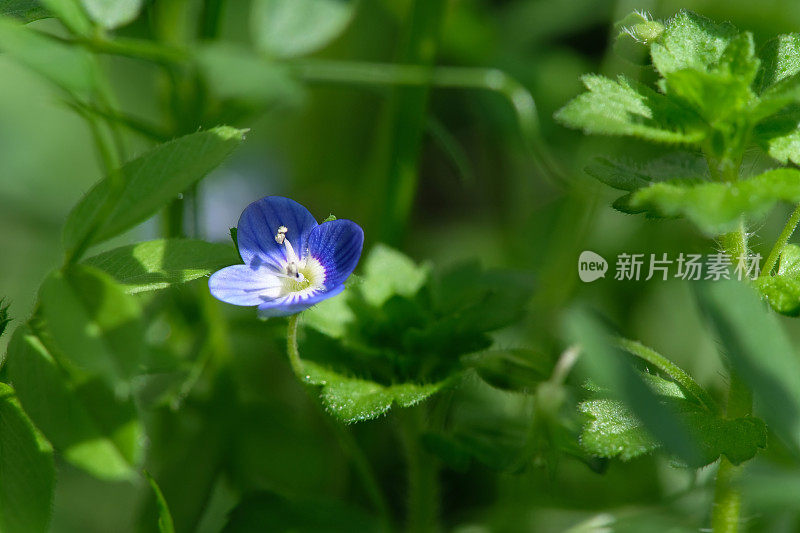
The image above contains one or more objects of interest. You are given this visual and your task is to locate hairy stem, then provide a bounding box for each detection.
[285,315,392,530]
[761,204,800,278]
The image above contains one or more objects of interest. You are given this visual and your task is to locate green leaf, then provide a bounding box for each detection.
[554,74,704,144]
[754,107,800,165]
[80,0,141,29]
[223,491,380,533]
[0,298,11,341]
[196,43,304,105]
[300,358,445,424]
[0,381,54,533]
[250,0,354,58]
[626,168,800,234]
[83,239,239,293]
[755,244,800,315]
[662,68,753,124]
[0,0,47,22]
[6,327,143,480]
[63,126,246,252]
[564,308,701,464]
[358,244,429,307]
[650,10,737,76]
[144,471,175,533]
[0,16,93,93]
[462,349,551,392]
[39,264,144,390]
[581,373,766,465]
[758,34,800,92]
[698,280,800,458]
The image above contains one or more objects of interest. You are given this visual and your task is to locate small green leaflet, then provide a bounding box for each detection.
[756,244,800,315]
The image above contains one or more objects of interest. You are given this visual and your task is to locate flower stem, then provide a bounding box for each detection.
[285,315,392,530]
[761,204,800,278]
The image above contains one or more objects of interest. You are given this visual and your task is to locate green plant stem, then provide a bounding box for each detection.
[285,315,392,530]
[761,204,800,278]
[711,371,752,533]
[398,407,439,533]
[617,338,718,413]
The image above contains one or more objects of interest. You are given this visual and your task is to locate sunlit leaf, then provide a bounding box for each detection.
[63,126,246,252]
[144,471,175,533]
[6,327,142,480]
[650,10,737,75]
[625,168,800,234]
[250,0,354,58]
[0,381,54,533]
[83,239,239,293]
[554,74,704,144]
[39,264,144,390]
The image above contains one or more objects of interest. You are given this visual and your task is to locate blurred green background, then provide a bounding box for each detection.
[6,0,800,531]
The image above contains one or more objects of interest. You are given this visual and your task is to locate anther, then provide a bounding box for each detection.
[275,225,288,244]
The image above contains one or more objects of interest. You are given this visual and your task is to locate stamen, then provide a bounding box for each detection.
[274,225,288,244]
[274,225,303,280]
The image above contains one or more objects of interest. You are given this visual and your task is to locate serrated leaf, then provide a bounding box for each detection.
[0,381,54,533]
[554,74,704,144]
[63,126,246,252]
[80,0,140,29]
[0,15,93,93]
[754,106,800,164]
[662,68,754,124]
[626,168,800,234]
[39,264,143,390]
[650,10,737,76]
[0,0,47,21]
[755,244,800,315]
[301,359,444,423]
[250,0,354,58]
[6,327,142,480]
[757,34,800,92]
[83,239,239,293]
[698,280,800,458]
[580,375,767,466]
[223,491,380,533]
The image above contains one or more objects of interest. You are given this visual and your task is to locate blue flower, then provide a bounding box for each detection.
[209,196,364,318]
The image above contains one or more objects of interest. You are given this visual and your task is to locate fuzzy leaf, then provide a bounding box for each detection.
[0,381,54,533]
[83,239,239,293]
[755,244,800,316]
[580,373,766,465]
[64,126,246,252]
[650,10,737,75]
[626,168,800,234]
[585,153,708,192]
[554,74,704,144]
[6,327,143,480]
[0,0,47,21]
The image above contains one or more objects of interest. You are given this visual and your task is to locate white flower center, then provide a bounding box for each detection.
[273,226,326,299]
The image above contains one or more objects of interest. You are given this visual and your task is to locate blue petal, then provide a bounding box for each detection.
[307,219,364,289]
[257,284,346,318]
[208,264,281,306]
[237,196,318,271]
